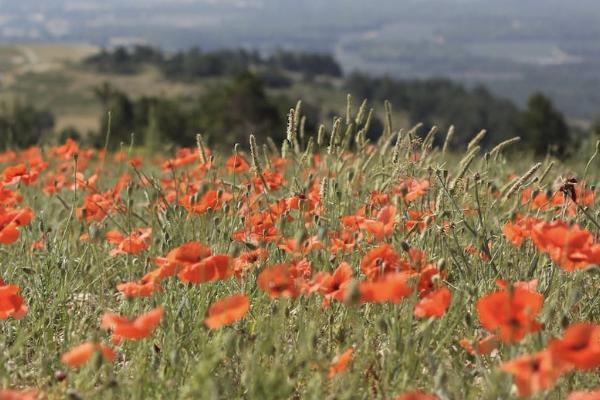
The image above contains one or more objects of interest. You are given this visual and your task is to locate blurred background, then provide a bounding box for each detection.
[1,0,600,155]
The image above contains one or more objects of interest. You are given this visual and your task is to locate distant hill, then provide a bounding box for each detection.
[3,1,600,119]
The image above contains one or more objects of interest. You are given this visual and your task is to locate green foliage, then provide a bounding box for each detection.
[84,45,164,74]
[0,102,54,150]
[346,74,520,148]
[193,73,284,148]
[520,93,570,156]
[93,74,285,149]
[84,46,343,82]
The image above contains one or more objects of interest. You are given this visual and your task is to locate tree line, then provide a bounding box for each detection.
[2,47,597,157]
[84,45,343,82]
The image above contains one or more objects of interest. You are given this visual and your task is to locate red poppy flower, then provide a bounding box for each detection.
[100,307,163,343]
[61,341,115,368]
[459,334,499,356]
[0,389,40,400]
[0,281,27,320]
[567,389,600,400]
[500,350,567,397]
[225,155,250,173]
[413,287,451,318]
[257,264,301,299]
[359,272,414,304]
[178,255,232,284]
[476,287,543,343]
[328,348,354,378]
[204,294,249,329]
[360,244,405,281]
[549,323,600,370]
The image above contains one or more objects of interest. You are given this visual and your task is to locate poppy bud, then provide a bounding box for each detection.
[54,370,67,382]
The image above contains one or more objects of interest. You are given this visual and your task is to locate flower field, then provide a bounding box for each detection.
[1,102,599,399]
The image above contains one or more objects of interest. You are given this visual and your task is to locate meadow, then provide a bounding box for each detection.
[0,99,599,399]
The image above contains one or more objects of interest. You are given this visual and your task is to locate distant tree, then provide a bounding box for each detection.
[591,118,600,138]
[97,90,135,149]
[0,102,54,149]
[520,93,569,156]
[345,73,520,148]
[268,50,342,77]
[194,72,284,148]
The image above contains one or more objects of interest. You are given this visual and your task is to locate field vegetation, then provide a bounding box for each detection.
[0,97,599,399]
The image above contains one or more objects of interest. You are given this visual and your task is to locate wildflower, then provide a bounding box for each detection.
[567,389,600,400]
[414,287,451,318]
[61,342,115,368]
[117,280,160,299]
[0,207,33,245]
[225,154,250,173]
[360,244,405,281]
[177,255,232,284]
[107,228,151,256]
[476,287,543,343]
[204,294,249,329]
[459,335,499,356]
[100,307,163,343]
[257,264,301,299]
[530,220,596,271]
[548,323,600,370]
[358,272,413,304]
[328,348,354,378]
[0,388,40,400]
[500,350,567,397]
[317,262,353,308]
[360,205,397,241]
[0,280,28,320]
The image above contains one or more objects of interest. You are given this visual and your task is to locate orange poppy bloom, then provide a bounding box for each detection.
[151,241,212,279]
[500,350,567,397]
[548,323,600,370]
[360,244,404,281]
[567,389,600,400]
[459,334,499,356]
[100,307,164,342]
[3,164,39,186]
[117,280,160,298]
[413,287,451,318]
[61,341,115,368]
[204,294,250,329]
[360,205,397,241]
[178,255,232,284]
[328,348,354,378]
[180,190,233,214]
[476,287,543,343]
[495,279,538,292]
[531,221,595,271]
[396,178,430,203]
[0,207,33,245]
[318,262,353,306]
[225,155,250,173]
[107,228,151,256]
[0,389,40,400]
[257,264,301,299]
[233,248,268,277]
[502,216,537,247]
[0,280,28,320]
[359,272,414,304]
